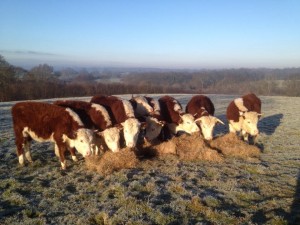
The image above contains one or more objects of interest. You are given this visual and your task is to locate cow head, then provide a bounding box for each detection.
[241,111,261,136]
[169,113,200,134]
[122,118,141,148]
[195,116,224,140]
[98,127,121,152]
[144,116,165,141]
[63,128,94,157]
[132,96,154,117]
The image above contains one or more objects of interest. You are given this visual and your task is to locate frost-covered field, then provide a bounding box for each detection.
[0,94,299,225]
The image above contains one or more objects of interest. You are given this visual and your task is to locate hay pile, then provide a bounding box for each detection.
[209,133,261,159]
[141,133,223,162]
[85,148,139,175]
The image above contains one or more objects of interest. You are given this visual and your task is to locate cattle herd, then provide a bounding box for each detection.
[11,93,262,169]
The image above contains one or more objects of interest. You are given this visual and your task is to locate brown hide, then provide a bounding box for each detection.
[158,96,183,125]
[186,95,215,119]
[241,93,261,115]
[90,95,129,124]
[53,100,110,130]
[11,102,82,158]
[226,93,261,122]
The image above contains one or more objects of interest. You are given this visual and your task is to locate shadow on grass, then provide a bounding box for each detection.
[289,170,300,225]
[259,113,283,135]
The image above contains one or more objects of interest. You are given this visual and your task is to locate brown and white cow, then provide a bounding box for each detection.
[53,100,121,153]
[158,95,200,135]
[129,95,165,141]
[11,102,94,169]
[226,93,262,142]
[186,95,224,140]
[90,95,141,148]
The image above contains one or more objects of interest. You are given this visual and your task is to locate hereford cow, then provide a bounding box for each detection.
[11,102,94,169]
[129,95,165,141]
[186,95,224,140]
[90,95,141,148]
[158,95,199,135]
[226,93,262,142]
[53,100,120,153]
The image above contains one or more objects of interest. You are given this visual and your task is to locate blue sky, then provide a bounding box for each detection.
[0,0,299,69]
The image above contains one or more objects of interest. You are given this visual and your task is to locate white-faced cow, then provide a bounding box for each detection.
[186,95,224,140]
[158,95,200,135]
[129,95,165,141]
[11,102,94,169]
[90,95,141,148]
[53,100,121,153]
[226,93,262,142]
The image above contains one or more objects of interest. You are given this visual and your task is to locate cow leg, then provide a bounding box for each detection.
[24,141,33,163]
[54,142,67,169]
[58,148,67,170]
[69,147,78,162]
[242,130,249,142]
[15,129,27,166]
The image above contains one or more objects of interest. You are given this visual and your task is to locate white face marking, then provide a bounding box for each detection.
[196,116,218,140]
[72,128,94,157]
[101,127,121,152]
[122,118,141,148]
[144,117,164,141]
[242,111,259,136]
[91,103,112,127]
[65,108,84,126]
[122,100,135,118]
[176,114,200,134]
[229,111,259,136]
[234,98,248,112]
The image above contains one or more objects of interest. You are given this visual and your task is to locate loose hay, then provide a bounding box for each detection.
[86,148,139,175]
[209,133,261,159]
[141,133,223,162]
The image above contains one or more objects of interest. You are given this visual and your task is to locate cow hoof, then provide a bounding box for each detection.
[72,156,78,162]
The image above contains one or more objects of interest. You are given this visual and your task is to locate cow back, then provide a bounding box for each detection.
[186,95,215,118]
[158,96,183,124]
[91,95,128,124]
[242,93,261,114]
[53,100,94,129]
[12,102,82,140]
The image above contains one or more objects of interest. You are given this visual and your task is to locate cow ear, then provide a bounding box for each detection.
[195,117,202,124]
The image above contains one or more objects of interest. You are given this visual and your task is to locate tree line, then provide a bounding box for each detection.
[1,54,299,102]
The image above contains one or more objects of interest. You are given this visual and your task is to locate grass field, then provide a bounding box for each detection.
[0,94,299,225]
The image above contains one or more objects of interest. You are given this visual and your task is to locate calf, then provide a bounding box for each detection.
[226,93,262,142]
[90,95,141,148]
[186,95,224,140]
[130,95,165,141]
[53,100,120,153]
[11,102,94,169]
[158,95,199,135]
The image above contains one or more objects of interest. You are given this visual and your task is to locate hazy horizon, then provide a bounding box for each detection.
[1,1,300,70]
